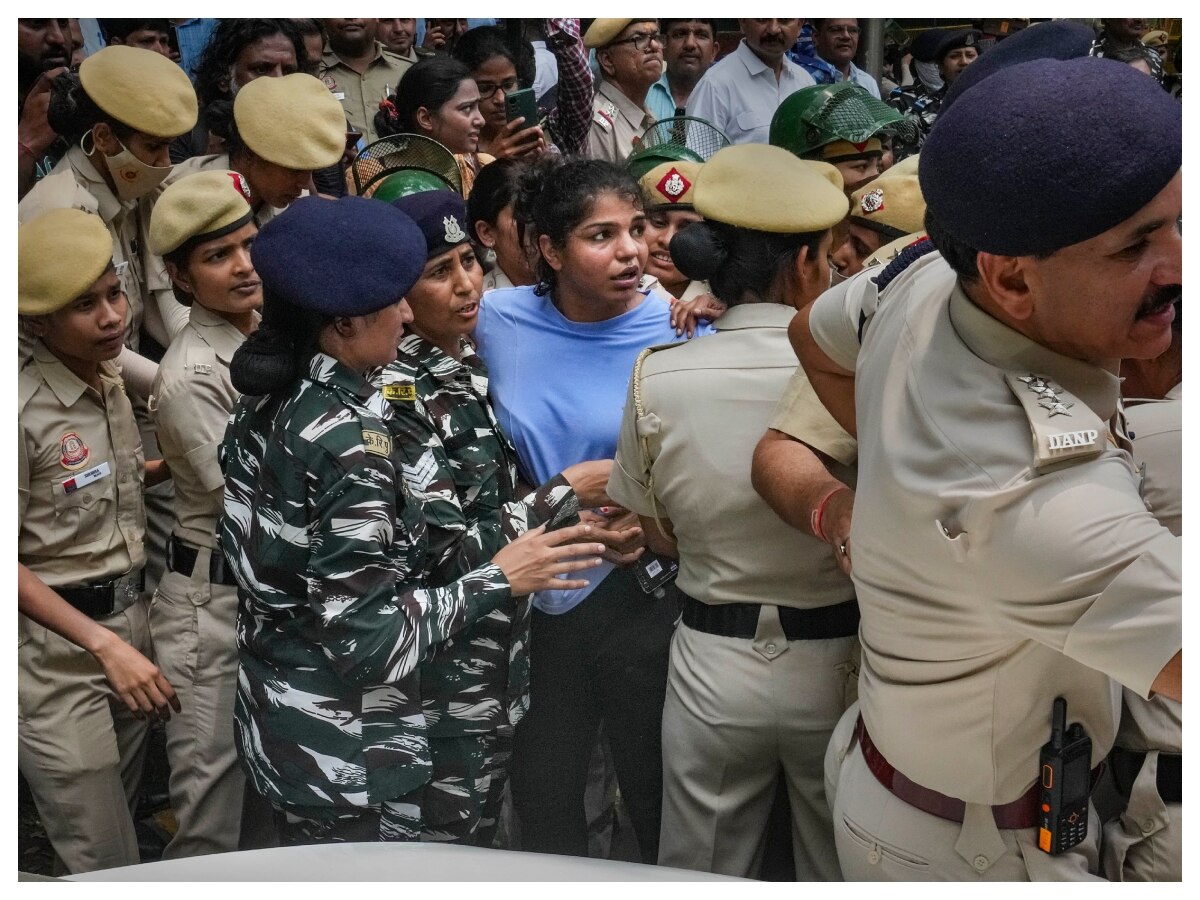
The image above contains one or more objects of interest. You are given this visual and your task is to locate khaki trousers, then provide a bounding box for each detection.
[17,600,152,874]
[828,703,1103,880]
[657,606,858,880]
[149,555,245,858]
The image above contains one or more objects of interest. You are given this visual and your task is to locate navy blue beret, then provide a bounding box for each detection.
[388,190,471,262]
[921,56,1181,256]
[251,196,425,317]
[942,21,1095,113]
[934,29,981,62]
[910,29,946,63]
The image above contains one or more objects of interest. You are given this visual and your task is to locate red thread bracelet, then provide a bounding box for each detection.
[810,484,850,543]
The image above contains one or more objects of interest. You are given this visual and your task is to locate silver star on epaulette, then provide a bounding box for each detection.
[1039,397,1073,417]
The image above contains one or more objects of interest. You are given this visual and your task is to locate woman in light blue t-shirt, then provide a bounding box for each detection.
[474,157,710,863]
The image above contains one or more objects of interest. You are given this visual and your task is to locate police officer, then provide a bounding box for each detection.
[769,82,908,195]
[218,196,607,845]
[796,56,1181,880]
[635,160,709,304]
[886,29,980,157]
[375,189,620,846]
[18,208,178,874]
[608,144,857,880]
[146,170,261,858]
[830,165,926,278]
[164,73,347,229]
[584,19,661,165]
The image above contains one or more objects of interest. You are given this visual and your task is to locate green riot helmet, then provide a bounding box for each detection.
[769,82,905,158]
[348,133,463,198]
[369,169,458,203]
[626,144,705,181]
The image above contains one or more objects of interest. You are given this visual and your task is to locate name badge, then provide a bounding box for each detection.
[383,383,416,402]
[333,92,346,100]
[62,461,111,494]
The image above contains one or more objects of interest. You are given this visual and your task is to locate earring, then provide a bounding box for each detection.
[80,130,96,156]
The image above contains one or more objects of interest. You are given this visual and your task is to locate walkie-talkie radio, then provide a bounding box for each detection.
[1037,696,1092,854]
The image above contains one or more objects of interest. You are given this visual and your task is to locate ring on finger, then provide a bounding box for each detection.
[838,543,847,555]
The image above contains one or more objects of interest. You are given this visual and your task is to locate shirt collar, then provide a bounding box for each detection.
[324,40,386,68]
[713,302,794,332]
[189,303,256,364]
[65,144,127,223]
[306,352,379,404]
[948,282,1121,421]
[736,39,797,79]
[31,341,122,407]
[396,332,476,383]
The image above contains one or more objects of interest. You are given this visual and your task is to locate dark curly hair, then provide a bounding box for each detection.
[192,19,307,110]
[671,221,825,307]
[514,157,642,297]
[46,71,134,144]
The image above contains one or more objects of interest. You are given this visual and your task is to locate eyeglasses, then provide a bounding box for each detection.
[608,31,664,52]
[475,77,519,100]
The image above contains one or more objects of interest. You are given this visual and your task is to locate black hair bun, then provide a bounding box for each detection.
[670,222,727,282]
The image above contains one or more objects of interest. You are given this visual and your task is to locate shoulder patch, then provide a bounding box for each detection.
[383,383,417,402]
[593,107,614,131]
[362,430,392,457]
[1005,373,1106,472]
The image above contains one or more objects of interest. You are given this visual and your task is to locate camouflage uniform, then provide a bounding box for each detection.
[376,334,575,845]
[218,352,513,842]
[886,83,944,160]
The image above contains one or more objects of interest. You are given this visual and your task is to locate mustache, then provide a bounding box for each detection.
[1136,284,1181,318]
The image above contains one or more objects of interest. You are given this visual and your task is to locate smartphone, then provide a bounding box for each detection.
[505,87,539,126]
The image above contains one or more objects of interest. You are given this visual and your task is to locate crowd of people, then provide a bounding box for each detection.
[16,16,1181,883]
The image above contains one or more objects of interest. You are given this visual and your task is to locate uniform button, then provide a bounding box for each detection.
[766,643,777,655]
[1142,819,1155,835]
[973,855,988,871]
[867,847,881,865]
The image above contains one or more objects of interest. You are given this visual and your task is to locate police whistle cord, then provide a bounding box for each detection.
[873,235,934,293]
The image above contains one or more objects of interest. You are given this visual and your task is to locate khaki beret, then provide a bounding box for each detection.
[885,153,920,178]
[20,209,114,315]
[234,73,348,171]
[638,161,702,209]
[801,160,844,193]
[584,19,634,49]
[150,170,255,256]
[1142,29,1169,49]
[849,172,926,237]
[79,45,197,138]
[693,144,848,234]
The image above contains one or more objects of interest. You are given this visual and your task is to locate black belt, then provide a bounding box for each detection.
[1109,747,1182,805]
[679,592,859,641]
[58,570,145,619]
[168,535,239,587]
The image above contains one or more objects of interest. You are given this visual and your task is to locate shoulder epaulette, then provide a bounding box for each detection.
[1004,373,1106,472]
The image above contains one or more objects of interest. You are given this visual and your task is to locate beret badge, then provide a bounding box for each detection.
[443,215,466,244]
[656,166,691,203]
[860,187,885,215]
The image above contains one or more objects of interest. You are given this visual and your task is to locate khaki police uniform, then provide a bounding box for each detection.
[19,146,178,605]
[147,304,253,858]
[18,345,150,874]
[608,303,859,879]
[319,41,412,144]
[588,77,655,165]
[1101,383,1182,881]
[811,254,1181,880]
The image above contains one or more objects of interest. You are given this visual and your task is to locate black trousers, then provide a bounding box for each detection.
[509,567,678,863]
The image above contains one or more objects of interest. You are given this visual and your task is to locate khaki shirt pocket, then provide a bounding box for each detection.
[51,475,116,551]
